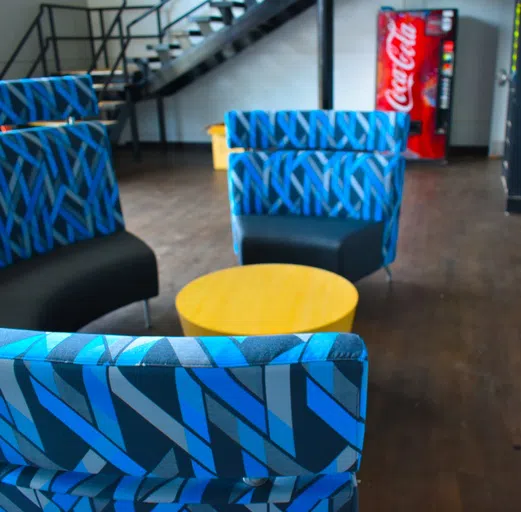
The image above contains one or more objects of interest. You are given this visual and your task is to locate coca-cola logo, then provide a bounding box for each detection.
[384,19,417,113]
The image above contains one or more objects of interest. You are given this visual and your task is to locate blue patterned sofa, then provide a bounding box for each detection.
[226,110,410,282]
[0,75,158,331]
[0,327,367,511]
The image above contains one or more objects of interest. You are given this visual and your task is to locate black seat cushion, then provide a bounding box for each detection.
[0,231,158,332]
[236,215,385,282]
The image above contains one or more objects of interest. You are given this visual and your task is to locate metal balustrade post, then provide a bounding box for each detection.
[143,300,152,329]
[87,10,96,69]
[36,16,48,76]
[48,7,61,74]
[318,0,334,109]
[118,17,129,82]
[156,8,167,149]
[99,9,110,69]
[127,87,141,162]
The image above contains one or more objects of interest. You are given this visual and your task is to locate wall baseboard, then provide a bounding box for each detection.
[118,141,213,152]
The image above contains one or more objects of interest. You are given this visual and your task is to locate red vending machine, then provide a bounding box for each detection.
[376,8,458,161]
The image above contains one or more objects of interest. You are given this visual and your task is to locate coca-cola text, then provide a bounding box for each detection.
[383,19,417,113]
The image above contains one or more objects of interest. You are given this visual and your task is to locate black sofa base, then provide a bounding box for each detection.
[236,215,385,282]
[0,231,158,332]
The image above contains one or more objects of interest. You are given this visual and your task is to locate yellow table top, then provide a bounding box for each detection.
[175,264,359,336]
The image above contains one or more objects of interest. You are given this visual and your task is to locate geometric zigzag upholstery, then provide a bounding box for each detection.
[0,75,98,125]
[0,122,125,268]
[226,110,409,277]
[228,150,406,266]
[0,328,368,511]
[0,75,158,332]
[225,110,410,153]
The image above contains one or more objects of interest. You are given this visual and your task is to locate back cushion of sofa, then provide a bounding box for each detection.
[225,110,410,153]
[0,75,99,126]
[0,123,124,268]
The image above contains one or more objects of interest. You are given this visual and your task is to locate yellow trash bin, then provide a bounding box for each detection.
[207,123,242,171]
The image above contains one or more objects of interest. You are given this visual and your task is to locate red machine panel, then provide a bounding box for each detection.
[376,8,458,160]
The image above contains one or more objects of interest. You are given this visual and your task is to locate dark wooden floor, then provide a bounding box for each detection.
[85,148,521,511]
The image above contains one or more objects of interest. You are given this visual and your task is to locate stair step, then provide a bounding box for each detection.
[28,120,118,128]
[210,1,247,8]
[170,29,203,37]
[209,1,245,25]
[147,42,182,65]
[170,29,204,50]
[143,56,172,63]
[146,43,181,51]
[129,56,166,64]
[93,83,128,92]
[190,15,224,23]
[91,69,125,77]
[190,15,224,36]
[98,100,126,111]
[62,69,125,77]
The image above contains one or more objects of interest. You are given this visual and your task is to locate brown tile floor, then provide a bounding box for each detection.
[85,148,521,511]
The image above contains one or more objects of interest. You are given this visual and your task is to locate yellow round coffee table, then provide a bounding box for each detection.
[176,264,358,336]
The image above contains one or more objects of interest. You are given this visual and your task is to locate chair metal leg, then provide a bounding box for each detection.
[384,266,392,282]
[143,300,152,329]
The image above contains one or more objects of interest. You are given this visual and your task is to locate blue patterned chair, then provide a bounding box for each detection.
[0,327,368,511]
[226,110,410,282]
[0,75,158,331]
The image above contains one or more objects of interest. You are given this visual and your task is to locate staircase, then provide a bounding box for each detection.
[1,0,316,159]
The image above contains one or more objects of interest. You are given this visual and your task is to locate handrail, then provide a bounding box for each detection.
[40,3,90,12]
[0,1,158,81]
[0,8,44,79]
[40,3,155,11]
[1,0,219,85]
[95,0,176,102]
[88,1,128,73]
[99,0,212,100]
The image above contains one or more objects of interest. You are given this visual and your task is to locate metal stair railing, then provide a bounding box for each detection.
[148,1,210,37]
[111,0,262,151]
[88,1,128,76]
[0,7,46,79]
[0,2,157,81]
[126,0,209,41]
[114,0,213,150]
[121,0,211,75]
[0,1,159,162]
[93,1,130,102]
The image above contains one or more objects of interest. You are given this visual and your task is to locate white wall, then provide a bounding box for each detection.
[92,0,513,152]
[0,0,91,79]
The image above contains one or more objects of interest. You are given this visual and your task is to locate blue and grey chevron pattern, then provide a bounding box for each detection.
[0,75,99,125]
[225,110,410,153]
[0,328,367,510]
[0,473,357,511]
[229,150,405,265]
[0,122,125,267]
